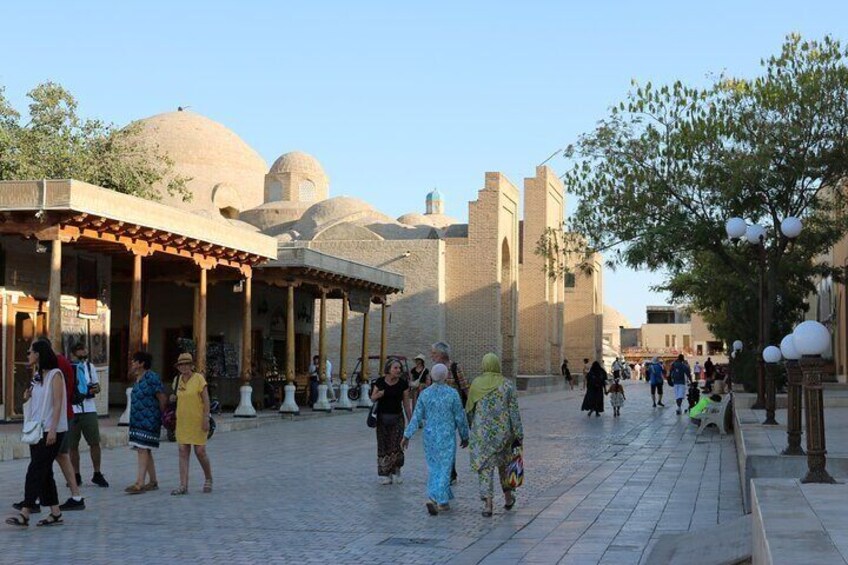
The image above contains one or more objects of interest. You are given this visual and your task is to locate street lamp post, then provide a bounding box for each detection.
[762,346,782,425]
[724,216,802,413]
[779,333,804,456]
[793,320,835,484]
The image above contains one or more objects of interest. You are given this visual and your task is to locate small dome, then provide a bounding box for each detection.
[397,212,459,229]
[269,151,327,180]
[426,188,442,202]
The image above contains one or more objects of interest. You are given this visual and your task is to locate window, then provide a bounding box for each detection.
[299,179,316,201]
[665,335,670,347]
[564,273,576,288]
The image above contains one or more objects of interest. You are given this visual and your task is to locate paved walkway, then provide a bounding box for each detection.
[0,381,743,564]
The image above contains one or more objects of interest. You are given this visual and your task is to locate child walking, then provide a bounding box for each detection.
[608,377,626,417]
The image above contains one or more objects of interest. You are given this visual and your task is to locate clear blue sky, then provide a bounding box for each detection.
[2,1,846,325]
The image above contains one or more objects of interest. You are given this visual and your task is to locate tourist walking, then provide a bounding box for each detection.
[125,351,167,495]
[68,342,109,489]
[431,341,467,483]
[6,340,68,527]
[466,353,523,517]
[693,361,703,384]
[611,357,623,380]
[401,363,469,515]
[581,361,608,416]
[704,357,715,391]
[608,377,626,417]
[562,359,574,390]
[409,354,430,412]
[370,358,412,485]
[670,354,692,415]
[171,353,213,495]
[647,357,666,407]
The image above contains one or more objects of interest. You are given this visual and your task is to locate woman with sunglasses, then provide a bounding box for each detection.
[6,340,68,527]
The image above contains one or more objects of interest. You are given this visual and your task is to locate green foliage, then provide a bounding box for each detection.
[542,34,848,346]
[0,81,190,201]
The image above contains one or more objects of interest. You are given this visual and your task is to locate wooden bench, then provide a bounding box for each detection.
[697,394,733,435]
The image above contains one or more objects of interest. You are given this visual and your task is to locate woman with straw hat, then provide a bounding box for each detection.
[170,353,212,495]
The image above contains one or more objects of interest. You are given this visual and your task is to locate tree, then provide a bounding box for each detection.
[540,34,848,353]
[0,81,189,201]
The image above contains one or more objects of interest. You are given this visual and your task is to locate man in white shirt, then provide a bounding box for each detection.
[325,358,335,401]
[68,343,108,488]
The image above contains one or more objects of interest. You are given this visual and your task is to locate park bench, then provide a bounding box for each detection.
[696,394,733,435]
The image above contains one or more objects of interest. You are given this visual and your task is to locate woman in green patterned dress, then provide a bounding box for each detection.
[466,353,523,517]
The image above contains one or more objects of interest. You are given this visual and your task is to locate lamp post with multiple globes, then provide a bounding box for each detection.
[724,216,802,420]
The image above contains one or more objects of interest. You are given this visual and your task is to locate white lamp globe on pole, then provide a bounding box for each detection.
[733,340,744,352]
[792,321,830,356]
[746,224,767,245]
[763,346,782,364]
[780,217,803,239]
[725,217,748,240]
[780,334,801,360]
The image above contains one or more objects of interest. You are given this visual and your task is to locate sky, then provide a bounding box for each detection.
[2,1,847,325]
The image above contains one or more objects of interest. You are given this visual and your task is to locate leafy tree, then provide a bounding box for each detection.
[0,81,189,201]
[540,34,848,353]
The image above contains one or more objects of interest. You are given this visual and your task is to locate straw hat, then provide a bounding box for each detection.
[175,352,194,366]
[414,354,426,362]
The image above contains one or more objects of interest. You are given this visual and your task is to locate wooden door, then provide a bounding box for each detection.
[5,299,47,419]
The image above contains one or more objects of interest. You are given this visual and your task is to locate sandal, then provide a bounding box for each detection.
[202,479,213,494]
[5,513,28,527]
[504,490,516,510]
[426,500,439,516]
[482,497,493,517]
[125,484,145,495]
[170,485,188,496]
[142,481,159,492]
[36,513,63,527]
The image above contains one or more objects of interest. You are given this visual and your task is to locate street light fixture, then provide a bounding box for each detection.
[780,333,804,455]
[792,320,835,483]
[724,216,802,412]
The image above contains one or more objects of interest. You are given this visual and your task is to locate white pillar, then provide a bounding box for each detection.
[118,387,132,426]
[234,385,257,417]
[357,382,373,408]
[279,383,299,414]
[313,383,332,412]
[336,382,354,411]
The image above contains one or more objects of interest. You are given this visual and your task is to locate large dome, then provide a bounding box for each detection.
[129,110,267,216]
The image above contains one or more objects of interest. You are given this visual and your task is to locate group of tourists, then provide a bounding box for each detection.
[373,341,523,518]
[575,354,729,420]
[6,340,213,529]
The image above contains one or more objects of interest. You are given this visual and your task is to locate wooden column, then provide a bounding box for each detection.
[241,274,253,383]
[128,253,143,359]
[48,240,62,352]
[339,293,348,382]
[195,267,207,374]
[318,288,327,382]
[286,285,295,384]
[360,307,370,383]
[379,299,388,375]
[141,279,150,350]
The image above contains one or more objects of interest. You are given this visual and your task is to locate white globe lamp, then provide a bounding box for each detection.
[763,346,782,364]
[746,224,767,245]
[725,217,748,239]
[779,334,800,360]
[733,340,743,352]
[792,321,830,356]
[780,217,803,239]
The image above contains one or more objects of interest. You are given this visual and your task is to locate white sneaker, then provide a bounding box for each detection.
[393,470,403,484]
[380,476,393,485]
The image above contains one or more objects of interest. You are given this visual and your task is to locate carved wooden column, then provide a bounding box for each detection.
[357,306,372,408]
[195,267,208,374]
[235,272,256,417]
[313,288,331,411]
[336,292,353,410]
[48,240,62,352]
[128,253,143,357]
[280,283,299,414]
[379,299,388,376]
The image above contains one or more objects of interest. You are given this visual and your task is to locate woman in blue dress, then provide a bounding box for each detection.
[402,363,469,515]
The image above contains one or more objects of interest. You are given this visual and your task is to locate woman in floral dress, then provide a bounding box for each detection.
[466,353,523,517]
[402,363,469,515]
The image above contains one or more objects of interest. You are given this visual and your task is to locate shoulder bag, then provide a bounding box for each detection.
[21,370,57,445]
[366,400,379,428]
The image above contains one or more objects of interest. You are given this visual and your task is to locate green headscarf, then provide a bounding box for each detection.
[466,352,506,413]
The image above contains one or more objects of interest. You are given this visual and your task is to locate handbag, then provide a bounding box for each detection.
[207,416,216,439]
[21,370,57,445]
[502,439,524,489]
[366,401,379,428]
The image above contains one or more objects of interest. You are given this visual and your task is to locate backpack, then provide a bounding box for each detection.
[70,363,88,406]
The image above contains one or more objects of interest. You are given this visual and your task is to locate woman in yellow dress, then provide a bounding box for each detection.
[171,353,212,495]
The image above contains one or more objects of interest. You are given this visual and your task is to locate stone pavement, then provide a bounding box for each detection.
[0,381,744,564]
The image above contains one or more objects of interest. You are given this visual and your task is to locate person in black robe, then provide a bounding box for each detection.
[581,361,608,417]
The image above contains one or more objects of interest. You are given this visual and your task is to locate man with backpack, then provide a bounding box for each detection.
[647,357,666,408]
[68,342,109,488]
[670,354,692,415]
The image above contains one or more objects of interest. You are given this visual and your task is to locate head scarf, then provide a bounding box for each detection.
[431,363,448,384]
[466,352,505,413]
